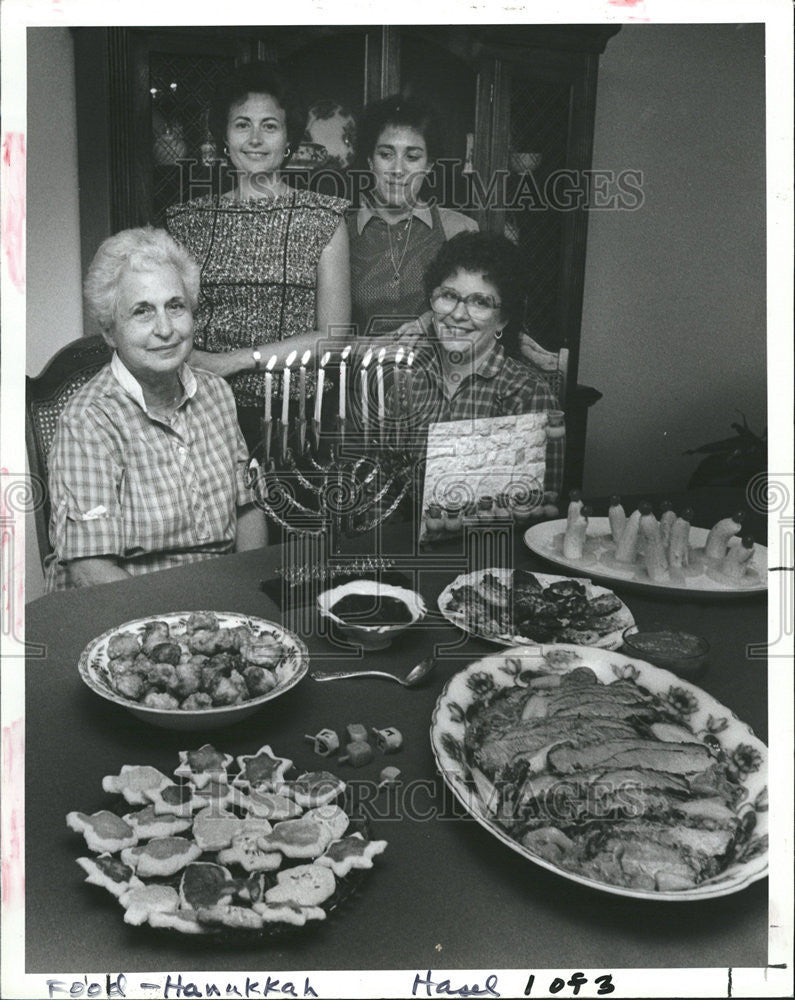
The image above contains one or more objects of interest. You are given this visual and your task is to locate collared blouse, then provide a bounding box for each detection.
[347,202,477,337]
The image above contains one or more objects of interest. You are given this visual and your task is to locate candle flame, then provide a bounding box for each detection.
[395,346,405,365]
[362,348,373,368]
[377,347,387,364]
[341,344,352,361]
[407,350,415,367]
[320,352,331,368]
[266,354,277,372]
[284,350,297,368]
[300,350,311,366]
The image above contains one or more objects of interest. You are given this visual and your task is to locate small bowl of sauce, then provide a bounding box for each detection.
[317,581,427,650]
[621,624,710,677]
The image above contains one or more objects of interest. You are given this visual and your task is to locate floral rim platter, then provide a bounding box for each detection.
[524,519,768,597]
[437,568,634,650]
[78,612,309,730]
[430,644,768,901]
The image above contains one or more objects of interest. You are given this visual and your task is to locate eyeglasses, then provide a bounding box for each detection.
[430,286,502,321]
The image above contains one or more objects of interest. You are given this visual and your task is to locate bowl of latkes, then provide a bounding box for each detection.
[78,611,310,731]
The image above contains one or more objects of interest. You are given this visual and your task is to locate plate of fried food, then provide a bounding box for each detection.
[78,611,309,730]
[437,568,634,649]
[524,496,767,597]
[66,743,387,937]
[430,645,768,900]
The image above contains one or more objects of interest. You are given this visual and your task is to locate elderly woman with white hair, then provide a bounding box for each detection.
[44,226,266,592]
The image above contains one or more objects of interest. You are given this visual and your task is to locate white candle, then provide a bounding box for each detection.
[376,347,386,425]
[314,351,330,423]
[339,344,351,420]
[394,346,405,415]
[298,349,310,421]
[393,346,404,443]
[361,348,373,437]
[282,350,297,424]
[405,350,415,419]
[264,354,277,420]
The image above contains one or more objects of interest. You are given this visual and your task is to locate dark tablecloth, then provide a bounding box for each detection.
[24,490,768,973]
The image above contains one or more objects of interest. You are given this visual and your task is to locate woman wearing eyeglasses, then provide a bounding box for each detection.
[397,231,564,498]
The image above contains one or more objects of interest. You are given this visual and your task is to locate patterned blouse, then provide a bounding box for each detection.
[167,189,348,407]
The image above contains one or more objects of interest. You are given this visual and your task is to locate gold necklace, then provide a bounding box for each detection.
[386,214,414,283]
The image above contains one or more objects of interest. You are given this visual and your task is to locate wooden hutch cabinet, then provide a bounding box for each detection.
[72,24,619,489]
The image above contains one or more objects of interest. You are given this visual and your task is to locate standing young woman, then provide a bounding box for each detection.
[348,96,477,338]
[167,62,350,448]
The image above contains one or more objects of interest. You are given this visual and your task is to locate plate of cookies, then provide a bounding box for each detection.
[66,743,388,938]
[78,611,309,730]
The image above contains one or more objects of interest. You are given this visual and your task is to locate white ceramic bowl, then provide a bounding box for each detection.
[78,611,309,731]
[317,580,427,650]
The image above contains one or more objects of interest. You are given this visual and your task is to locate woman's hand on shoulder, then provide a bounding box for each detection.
[393,311,432,350]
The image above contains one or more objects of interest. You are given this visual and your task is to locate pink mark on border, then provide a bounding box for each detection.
[606,0,650,20]
[2,132,27,292]
[2,719,25,908]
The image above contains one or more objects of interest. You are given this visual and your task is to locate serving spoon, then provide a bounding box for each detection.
[311,657,436,688]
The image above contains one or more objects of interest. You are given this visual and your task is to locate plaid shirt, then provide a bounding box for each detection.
[44,356,253,592]
[393,317,564,497]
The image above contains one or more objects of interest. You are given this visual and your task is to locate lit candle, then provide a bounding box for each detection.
[405,350,415,427]
[282,350,296,424]
[298,350,310,422]
[376,347,386,426]
[360,348,373,442]
[393,346,404,445]
[314,351,330,424]
[339,344,351,421]
[264,354,277,421]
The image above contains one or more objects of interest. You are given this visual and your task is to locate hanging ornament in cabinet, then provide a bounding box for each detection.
[200,108,218,167]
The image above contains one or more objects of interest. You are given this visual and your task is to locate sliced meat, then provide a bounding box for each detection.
[547,739,713,776]
[594,768,691,797]
[559,667,600,687]
[673,797,739,827]
[603,819,735,867]
[520,826,576,864]
[583,832,700,890]
[689,764,744,803]
[473,718,641,776]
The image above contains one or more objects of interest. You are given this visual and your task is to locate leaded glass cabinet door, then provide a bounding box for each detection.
[146,48,239,222]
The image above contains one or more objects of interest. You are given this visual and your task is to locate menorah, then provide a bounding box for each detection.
[247,344,420,543]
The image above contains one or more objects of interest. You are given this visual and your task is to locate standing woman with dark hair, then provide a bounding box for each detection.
[166,62,350,448]
[348,96,477,338]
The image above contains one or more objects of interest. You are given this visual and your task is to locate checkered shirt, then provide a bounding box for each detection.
[395,322,564,497]
[44,358,253,592]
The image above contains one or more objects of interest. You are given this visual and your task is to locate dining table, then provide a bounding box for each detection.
[23,488,770,982]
